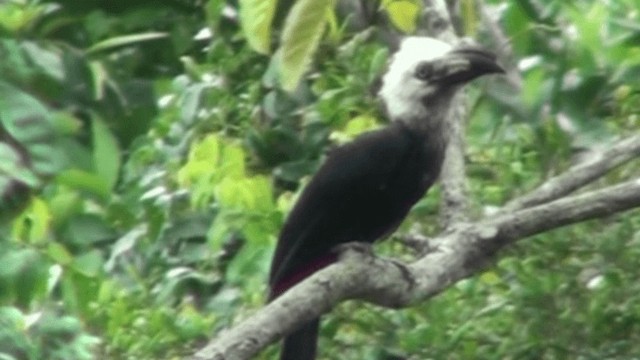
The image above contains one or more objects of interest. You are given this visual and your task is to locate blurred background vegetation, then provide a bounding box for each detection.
[1,0,640,359]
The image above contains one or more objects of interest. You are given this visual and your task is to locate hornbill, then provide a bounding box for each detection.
[268,37,504,360]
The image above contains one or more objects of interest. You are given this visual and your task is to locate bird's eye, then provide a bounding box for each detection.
[415,62,433,80]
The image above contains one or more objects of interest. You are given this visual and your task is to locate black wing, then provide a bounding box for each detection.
[269,122,438,295]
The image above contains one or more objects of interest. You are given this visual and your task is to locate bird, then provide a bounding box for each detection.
[268,36,504,360]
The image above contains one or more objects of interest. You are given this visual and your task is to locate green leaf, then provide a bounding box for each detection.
[85,32,168,54]
[64,214,116,247]
[88,60,108,100]
[215,176,274,212]
[0,81,64,178]
[569,3,608,57]
[92,118,121,192]
[47,242,73,265]
[217,142,246,179]
[329,114,381,143]
[0,142,40,188]
[382,0,420,33]
[57,169,110,201]
[214,177,247,210]
[179,134,248,208]
[207,216,232,250]
[239,0,277,54]
[72,250,103,277]
[60,272,100,315]
[21,41,65,81]
[0,2,44,32]
[48,190,82,227]
[10,197,51,244]
[278,0,333,91]
[178,134,221,187]
[369,47,389,82]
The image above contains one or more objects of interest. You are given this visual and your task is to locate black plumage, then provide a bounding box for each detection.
[268,36,504,360]
[269,120,445,295]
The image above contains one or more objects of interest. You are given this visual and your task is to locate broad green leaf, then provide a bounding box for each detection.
[215,176,274,212]
[92,118,121,192]
[162,214,210,244]
[0,81,63,178]
[13,262,48,308]
[72,250,103,277]
[382,0,420,33]
[57,169,111,201]
[194,134,222,165]
[105,225,146,271]
[369,47,389,82]
[225,243,272,285]
[48,190,82,227]
[26,197,50,243]
[21,41,64,81]
[239,0,277,54]
[47,242,72,265]
[64,214,116,246]
[0,249,39,279]
[51,111,82,135]
[85,32,168,54]
[279,0,333,91]
[341,114,380,136]
[207,216,232,250]
[60,272,100,314]
[215,177,248,210]
[209,175,277,249]
[569,3,608,58]
[0,2,44,32]
[249,176,277,212]
[11,197,50,244]
[0,143,39,187]
[220,146,246,179]
[179,134,247,208]
[178,134,221,187]
[330,114,381,143]
[242,215,278,245]
[0,307,24,328]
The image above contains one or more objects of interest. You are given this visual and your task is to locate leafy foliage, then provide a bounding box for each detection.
[239,0,277,54]
[0,0,639,359]
[278,0,334,91]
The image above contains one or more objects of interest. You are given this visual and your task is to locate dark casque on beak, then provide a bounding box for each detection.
[438,45,504,85]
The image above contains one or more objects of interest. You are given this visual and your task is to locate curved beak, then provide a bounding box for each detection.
[436,46,505,85]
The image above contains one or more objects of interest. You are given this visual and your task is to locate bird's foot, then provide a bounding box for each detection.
[333,242,374,260]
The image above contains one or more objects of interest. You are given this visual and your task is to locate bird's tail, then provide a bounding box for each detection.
[280,318,320,360]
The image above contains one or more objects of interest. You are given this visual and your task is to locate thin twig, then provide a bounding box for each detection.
[477,0,522,89]
[503,134,640,212]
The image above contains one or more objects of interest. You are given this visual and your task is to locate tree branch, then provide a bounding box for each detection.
[419,0,472,228]
[478,0,523,90]
[503,134,640,211]
[190,178,640,360]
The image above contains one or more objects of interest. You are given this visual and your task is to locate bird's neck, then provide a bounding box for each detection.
[396,94,453,148]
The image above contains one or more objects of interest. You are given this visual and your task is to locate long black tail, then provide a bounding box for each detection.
[280,318,320,360]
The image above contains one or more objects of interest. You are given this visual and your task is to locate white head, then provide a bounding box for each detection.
[378,36,503,121]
